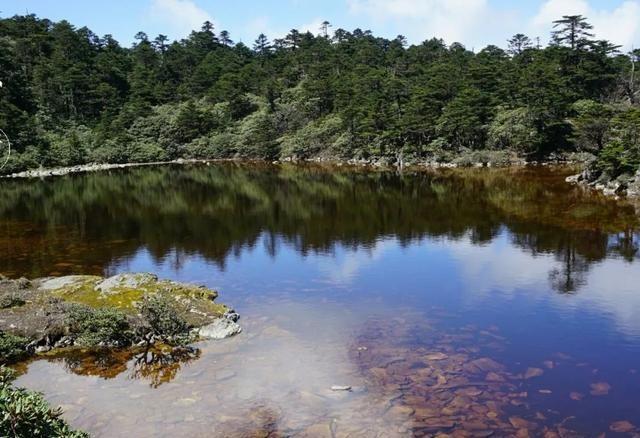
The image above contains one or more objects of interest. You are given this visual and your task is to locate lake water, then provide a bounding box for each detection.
[2,163,640,437]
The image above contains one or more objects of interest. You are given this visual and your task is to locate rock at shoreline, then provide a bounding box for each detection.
[567,168,640,199]
[0,273,240,363]
[198,318,242,340]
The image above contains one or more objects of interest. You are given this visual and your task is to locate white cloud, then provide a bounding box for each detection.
[148,0,215,39]
[242,16,329,45]
[346,0,497,47]
[531,0,640,49]
[299,18,327,36]
[345,0,640,50]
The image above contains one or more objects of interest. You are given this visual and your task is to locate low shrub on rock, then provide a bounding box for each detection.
[140,294,188,339]
[0,367,88,437]
[67,306,132,347]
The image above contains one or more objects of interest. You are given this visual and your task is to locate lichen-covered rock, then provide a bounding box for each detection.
[0,273,240,363]
[198,318,242,340]
[38,273,227,327]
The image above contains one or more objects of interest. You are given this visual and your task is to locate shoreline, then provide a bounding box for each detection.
[1,155,583,179]
[7,154,637,201]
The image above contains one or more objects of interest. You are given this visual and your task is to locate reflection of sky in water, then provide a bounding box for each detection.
[6,165,640,435]
[17,232,640,435]
[109,230,640,347]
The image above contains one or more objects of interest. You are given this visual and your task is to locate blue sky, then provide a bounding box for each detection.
[2,0,640,50]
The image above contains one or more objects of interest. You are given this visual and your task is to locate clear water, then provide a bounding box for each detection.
[2,163,640,437]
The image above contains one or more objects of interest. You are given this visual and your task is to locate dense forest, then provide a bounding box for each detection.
[0,14,639,179]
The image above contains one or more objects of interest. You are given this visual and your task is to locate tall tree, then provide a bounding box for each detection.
[507,34,532,56]
[552,15,594,50]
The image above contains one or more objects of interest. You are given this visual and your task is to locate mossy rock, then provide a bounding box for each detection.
[38,273,228,326]
[0,274,235,352]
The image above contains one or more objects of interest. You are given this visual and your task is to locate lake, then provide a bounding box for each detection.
[2,163,640,437]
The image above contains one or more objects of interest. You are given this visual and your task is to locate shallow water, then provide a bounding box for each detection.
[2,163,640,437]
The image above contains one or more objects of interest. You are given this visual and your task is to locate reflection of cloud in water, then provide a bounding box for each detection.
[446,233,554,296]
[16,299,407,437]
[446,233,640,337]
[315,239,394,286]
[568,260,640,337]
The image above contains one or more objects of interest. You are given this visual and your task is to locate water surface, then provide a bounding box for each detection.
[2,163,640,437]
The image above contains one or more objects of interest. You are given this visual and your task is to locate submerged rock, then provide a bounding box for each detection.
[330,385,352,391]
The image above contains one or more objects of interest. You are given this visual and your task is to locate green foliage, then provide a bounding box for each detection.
[594,108,640,177]
[0,13,636,174]
[488,107,540,154]
[67,306,131,347]
[436,88,489,150]
[45,125,95,167]
[279,114,344,158]
[0,295,26,310]
[139,294,188,338]
[570,100,613,152]
[0,332,28,364]
[0,367,89,437]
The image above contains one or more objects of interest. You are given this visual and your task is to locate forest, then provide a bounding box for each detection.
[0,14,639,179]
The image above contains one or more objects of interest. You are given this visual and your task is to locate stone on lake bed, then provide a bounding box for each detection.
[524,367,544,379]
[485,372,505,382]
[424,352,448,361]
[330,385,352,392]
[590,381,611,396]
[569,391,584,401]
[610,421,636,433]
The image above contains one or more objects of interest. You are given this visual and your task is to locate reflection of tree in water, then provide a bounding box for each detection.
[130,345,200,388]
[548,238,590,294]
[608,230,639,262]
[0,164,638,294]
[49,345,200,387]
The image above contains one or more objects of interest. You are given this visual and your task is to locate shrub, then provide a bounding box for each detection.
[45,125,94,167]
[86,138,129,164]
[0,332,29,364]
[0,295,26,309]
[0,366,88,437]
[488,106,540,154]
[184,131,238,159]
[594,108,640,177]
[139,294,188,338]
[570,100,613,152]
[67,306,131,347]
[279,115,344,159]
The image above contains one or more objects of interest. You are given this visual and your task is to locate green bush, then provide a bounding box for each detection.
[0,295,26,309]
[279,115,344,159]
[488,107,540,154]
[570,100,613,152]
[45,125,94,167]
[594,108,640,177]
[86,138,129,164]
[0,332,29,365]
[67,306,131,347]
[140,294,188,338]
[0,367,88,437]
[184,131,238,159]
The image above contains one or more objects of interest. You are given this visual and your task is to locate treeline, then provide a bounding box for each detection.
[0,14,639,176]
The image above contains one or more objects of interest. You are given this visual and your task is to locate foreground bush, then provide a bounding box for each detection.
[0,332,29,365]
[0,367,88,437]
